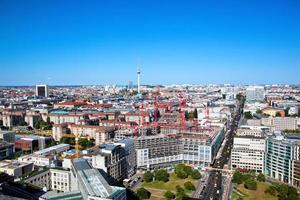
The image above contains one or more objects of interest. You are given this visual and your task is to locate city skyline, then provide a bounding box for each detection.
[1,1,300,86]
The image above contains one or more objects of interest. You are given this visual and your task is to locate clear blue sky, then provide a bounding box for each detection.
[0,0,299,86]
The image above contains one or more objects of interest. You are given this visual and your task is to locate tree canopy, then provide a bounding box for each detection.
[143,171,154,183]
[136,188,151,200]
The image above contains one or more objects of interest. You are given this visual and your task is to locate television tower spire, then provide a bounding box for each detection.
[137,66,141,94]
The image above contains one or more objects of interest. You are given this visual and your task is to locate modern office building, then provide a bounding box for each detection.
[181,127,225,167]
[114,138,137,177]
[265,132,300,185]
[0,141,14,160]
[72,158,126,200]
[36,84,49,97]
[246,86,265,102]
[135,126,225,170]
[0,131,16,143]
[231,135,265,172]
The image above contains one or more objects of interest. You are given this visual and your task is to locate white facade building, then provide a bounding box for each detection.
[246,86,265,102]
[231,136,265,173]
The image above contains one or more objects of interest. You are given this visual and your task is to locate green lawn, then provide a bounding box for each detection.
[141,173,198,200]
[232,182,277,200]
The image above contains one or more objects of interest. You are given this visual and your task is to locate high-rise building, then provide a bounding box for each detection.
[246,86,265,102]
[36,84,49,97]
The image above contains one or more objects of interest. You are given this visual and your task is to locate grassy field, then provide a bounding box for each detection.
[141,173,197,200]
[232,182,277,200]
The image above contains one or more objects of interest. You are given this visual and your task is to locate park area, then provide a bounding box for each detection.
[231,170,299,200]
[232,181,277,200]
[142,173,197,200]
[135,164,201,200]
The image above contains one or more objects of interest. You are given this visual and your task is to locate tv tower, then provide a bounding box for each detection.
[137,66,141,94]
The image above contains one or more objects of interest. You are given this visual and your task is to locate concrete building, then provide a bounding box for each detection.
[0,142,14,160]
[0,160,34,178]
[246,86,265,102]
[231,135,265,172]
[261,117,298,131]
[135,134,183,170]
[36,84,49,97]
[114,138,137,177]
[181,127,225,167]
[92,144,127,184]
[72,158,126,200]
[24,168,51,190]
[50,168,77,193]
[265,133,300,185]
[0,131,16,143]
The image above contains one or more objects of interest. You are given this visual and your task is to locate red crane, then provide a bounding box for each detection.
[178,94,186,130]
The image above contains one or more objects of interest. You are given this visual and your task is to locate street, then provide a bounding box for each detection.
[198,98,244,200]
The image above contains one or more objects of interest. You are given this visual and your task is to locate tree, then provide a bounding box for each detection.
[155,169,169,182]
[143,171,154,183]
[79,138,95,149]
[184,165,193,176]
[176,169,188,179]
[184,181,196,191]
[257,173,265,182]
[175,164,192,179]
[164,191,175,200]
[190,170,201,179]
[244,111,253,119]
[175,185,184,194]
[244,178,257,190]
[185,111,189,120]
[193,109,198,119]
[265,185,276,196]
[232,171,244,184]
[136,188,151,200]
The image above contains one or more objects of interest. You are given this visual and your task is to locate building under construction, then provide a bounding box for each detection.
[134,125,225,170]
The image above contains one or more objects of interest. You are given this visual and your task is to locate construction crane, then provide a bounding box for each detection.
[61,133,80,159]
[178,94,186,130]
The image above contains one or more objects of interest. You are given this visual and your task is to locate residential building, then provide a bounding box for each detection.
[262,117,298,131]
[246,86,265,102]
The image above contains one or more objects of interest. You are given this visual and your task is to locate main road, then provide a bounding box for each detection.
[199,98,244,200]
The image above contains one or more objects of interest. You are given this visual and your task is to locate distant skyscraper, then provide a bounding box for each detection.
[128,81,133,89]
[36,84,49,97]
[137,66,141,94]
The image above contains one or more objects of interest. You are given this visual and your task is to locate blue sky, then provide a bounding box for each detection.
[0,0,299,86]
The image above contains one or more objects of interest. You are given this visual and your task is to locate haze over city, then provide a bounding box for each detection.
[1,1,300,85]
[1,1,300,200]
